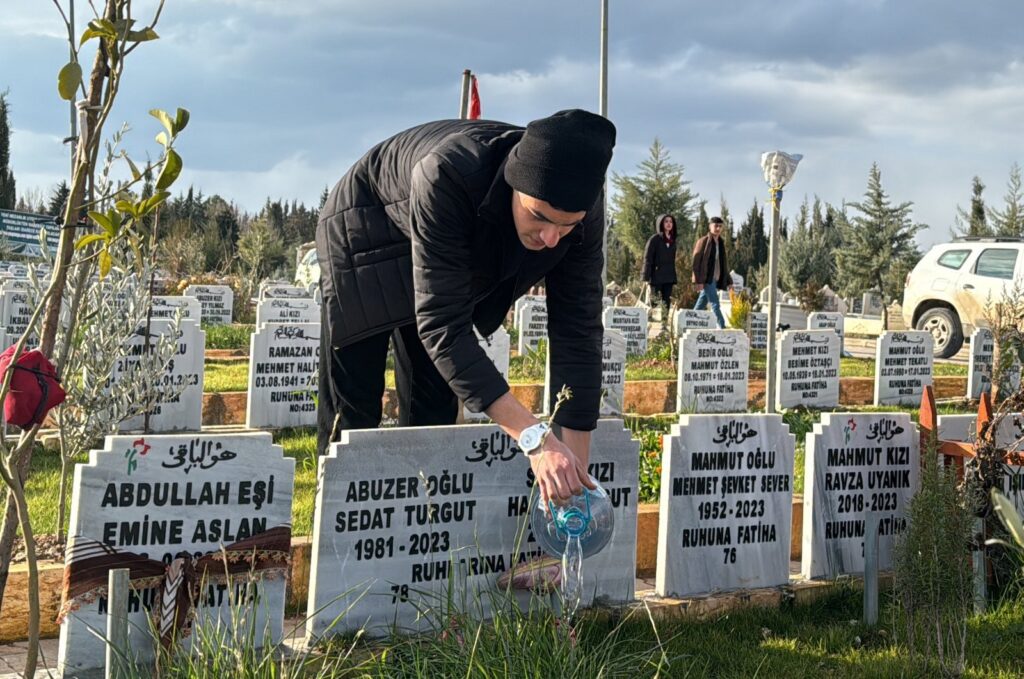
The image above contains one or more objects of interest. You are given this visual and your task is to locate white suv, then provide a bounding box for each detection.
[902,238,1024,358]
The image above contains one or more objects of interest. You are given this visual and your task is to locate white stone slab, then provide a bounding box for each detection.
[602,306,648,356]
[862,291,884,317]
[516,302,548,355]
[807,311,845,355]
[673,309,716,336]
[938,413,1024,513]
[600,329,627,416]
[801,413,919,579]
[57,432,294,676]
[184,284,234,325]
[677,330,749,413]
[151,295,202,321]
[116,319,205,432]
[463,327,511,422]
[255,297,321,326]
[259,283,310,300]
[305,420,639,639]
[245,323,320,429]
[513,295,546,329]
[656,414,794,597]
[776,330,840,410]
[0,288,33,341]
[873,331,934,406]
[968,328,994,398]
[747,311,768,350]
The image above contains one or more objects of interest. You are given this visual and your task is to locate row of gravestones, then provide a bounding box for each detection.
[57,410,1024,675]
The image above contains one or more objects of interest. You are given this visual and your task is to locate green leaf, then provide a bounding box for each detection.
[992,489,1024,548]
[112,18,137,38]
[127,235,144,270]
[174,108,190,134]
[99,249,112,279]
[154,131,169,148]
[74,233,106,250]
[141,190,171,216]
[156,150,182,191]
[126,27,159,42]
[80,19,116,45]
[87,210,115,235]
[124,156,142,181]
[57,62,82,101]
[115,199,136,218]
[150,109,175,138]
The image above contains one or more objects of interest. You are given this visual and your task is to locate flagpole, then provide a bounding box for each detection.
[459,69,471,119]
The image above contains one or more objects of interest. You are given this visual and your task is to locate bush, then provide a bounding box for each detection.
[205,323,254,350]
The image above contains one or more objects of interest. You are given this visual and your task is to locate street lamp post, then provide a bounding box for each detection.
[761,151,802,414]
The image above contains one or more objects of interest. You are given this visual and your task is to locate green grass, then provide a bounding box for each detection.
[205,361,250,392]
[203,323,254,350]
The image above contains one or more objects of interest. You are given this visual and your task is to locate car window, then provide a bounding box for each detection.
[936,249,970,270]
[302,249,318,265]
[973,248,1018,280]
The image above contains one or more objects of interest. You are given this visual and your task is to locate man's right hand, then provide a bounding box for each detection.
[529,434,593,507]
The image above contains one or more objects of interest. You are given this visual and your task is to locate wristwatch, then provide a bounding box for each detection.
[518,423,551,457]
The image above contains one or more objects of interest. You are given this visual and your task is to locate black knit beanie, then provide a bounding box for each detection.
[504,109,616,213]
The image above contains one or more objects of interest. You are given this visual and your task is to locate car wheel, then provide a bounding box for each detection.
[916,307,963,359]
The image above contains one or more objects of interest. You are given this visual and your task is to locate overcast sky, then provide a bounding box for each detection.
[3,0,1023,249]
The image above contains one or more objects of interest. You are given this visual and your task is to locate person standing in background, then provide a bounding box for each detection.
[641,214,678,307]
[691,216,730,328]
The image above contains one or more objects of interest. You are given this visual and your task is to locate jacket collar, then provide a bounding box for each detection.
[477,157,514,231]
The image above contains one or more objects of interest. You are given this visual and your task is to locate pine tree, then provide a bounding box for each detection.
[0,92,15,210]
[319,185,329,213]
[718,196,734,253]
[47,181,70,217]
[780,208,834,308]
[953,176,990,238]
[610,138,697,270]
[986,163,1024,237]
[835,164,923,328]
[730,200,767,281]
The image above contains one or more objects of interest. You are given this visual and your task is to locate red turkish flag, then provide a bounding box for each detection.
[469,76,481,120]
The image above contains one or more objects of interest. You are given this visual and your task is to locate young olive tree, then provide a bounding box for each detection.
[0,3,185,674]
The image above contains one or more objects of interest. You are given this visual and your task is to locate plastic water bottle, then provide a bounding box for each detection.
[530,479,614,615]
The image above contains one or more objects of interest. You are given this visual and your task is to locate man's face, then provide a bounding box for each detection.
[710,221,723,238]
[511,191,586,251]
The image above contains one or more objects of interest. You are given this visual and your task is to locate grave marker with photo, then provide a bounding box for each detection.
[801,413,919,579]
[656,414,794,597]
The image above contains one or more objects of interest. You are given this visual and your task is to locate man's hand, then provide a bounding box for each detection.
[530,433,596,508]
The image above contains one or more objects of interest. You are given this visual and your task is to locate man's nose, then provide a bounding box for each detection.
[539,225,561,248]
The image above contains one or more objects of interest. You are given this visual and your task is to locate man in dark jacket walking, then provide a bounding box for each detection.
[641,214,678,307]
[691,216,730,328]
[316,109,615,506]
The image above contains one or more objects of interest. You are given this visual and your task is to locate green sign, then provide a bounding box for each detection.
[0,209,60,257]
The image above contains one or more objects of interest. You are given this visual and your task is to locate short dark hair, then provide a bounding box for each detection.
[709,216,724,225]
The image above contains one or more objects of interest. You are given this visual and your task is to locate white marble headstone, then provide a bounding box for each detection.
[874,331,934,406]
[255,297,321,326]
[513,295,546,329]
[600,329,627,416]
[259,283,310,300]
[0,288,33,340]
[602,306,648,355]
[656,414,794,597]
[246,323,320,429]
[776,329,840,410]
[677,330,749,413]
[747,311,768,350]
[673,309,716,336]
[151,295,202,321]
[968,328,994,399]
[116,319,205,432]
[305,420,639,639]
[464,327,511,422]
[517,302,548,355]
[807,311,845,355]
[862,291,884,317]
[57,432,294,676]
[938,412,1024,513]
[801,413,919,579]
[184,284,234,325]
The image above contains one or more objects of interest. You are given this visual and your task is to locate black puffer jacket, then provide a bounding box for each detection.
[641,214,678,285]
[316,119,604,430]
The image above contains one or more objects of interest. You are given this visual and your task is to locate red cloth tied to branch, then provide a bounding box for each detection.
[0,346,66,427]
[58,525,291,647]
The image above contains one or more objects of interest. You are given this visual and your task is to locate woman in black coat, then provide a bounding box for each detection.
[642,214,678,306]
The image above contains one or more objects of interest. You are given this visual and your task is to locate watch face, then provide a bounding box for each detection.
[520,428,540,451]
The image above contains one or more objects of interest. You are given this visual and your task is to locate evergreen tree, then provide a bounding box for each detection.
[610,138,697,270]
[730,200,767,281]
[835,164,923,328]
[0,92,15,210]
[986,163,1024,237]
[319,185,329,213]
[780,212,834,309]
[718,195,734,253]
[953,176,990,238]
[47,181,70,217]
